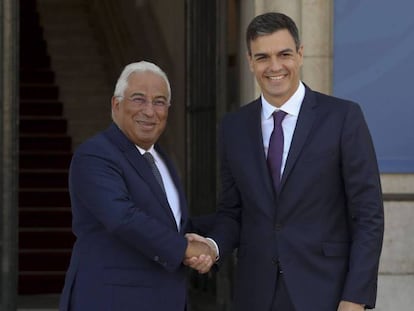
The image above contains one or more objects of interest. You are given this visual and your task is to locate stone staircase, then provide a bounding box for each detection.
[19,0,112,296]
[19,0,75,295]
[37,0,112,149]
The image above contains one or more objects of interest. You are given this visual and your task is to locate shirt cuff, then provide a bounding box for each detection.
[206,238,220,261]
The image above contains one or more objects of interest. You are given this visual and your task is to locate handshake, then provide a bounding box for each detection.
[183,233,218,274]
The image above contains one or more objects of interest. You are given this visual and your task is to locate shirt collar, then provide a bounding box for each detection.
[136,145,155,156]
[261,81,305,119]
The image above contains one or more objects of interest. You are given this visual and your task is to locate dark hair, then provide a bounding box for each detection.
[246,12,301,55]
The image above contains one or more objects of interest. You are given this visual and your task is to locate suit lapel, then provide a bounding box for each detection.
[104,124,178,229]
[279,87,318,192]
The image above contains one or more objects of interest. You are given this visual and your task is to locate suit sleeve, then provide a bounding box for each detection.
[340,103,384,308]
[69,150,187,272]
[209,116,242,259]
[186,213,217,236]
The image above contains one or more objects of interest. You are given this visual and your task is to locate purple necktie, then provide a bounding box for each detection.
[267,110,287,191]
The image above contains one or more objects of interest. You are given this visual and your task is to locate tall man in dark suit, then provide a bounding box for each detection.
[187,12,384,311]
[59,61,216,311]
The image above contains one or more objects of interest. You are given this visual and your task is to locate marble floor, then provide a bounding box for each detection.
[17,294,59,311]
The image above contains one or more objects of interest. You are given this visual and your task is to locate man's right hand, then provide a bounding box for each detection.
[185,240,212,258]
[183,234,217,274]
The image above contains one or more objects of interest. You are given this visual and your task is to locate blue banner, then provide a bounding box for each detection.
[333,1,414,173]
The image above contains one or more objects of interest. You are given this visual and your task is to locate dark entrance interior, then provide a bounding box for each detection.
[2,0,240,309]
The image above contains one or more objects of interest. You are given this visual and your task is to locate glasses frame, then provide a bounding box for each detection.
[118,95,171,109]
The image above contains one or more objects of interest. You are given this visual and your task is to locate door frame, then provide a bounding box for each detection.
[0,0,19,309]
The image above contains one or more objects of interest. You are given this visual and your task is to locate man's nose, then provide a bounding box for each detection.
[269,56,282,71]
[142,101,155,115]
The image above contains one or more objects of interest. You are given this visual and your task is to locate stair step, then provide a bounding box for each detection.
[20,152,72,170]
[19,33,40,45]
[37,0,85,8]
[19,0,76,296]
[20,170,69,188]
[20,48,50,68]
[19,250,72,271]
[20,38,47,52]
[20,0,38,11]
[19,189,71,207]
[19,208,72,227]
[20,56,51,69]
[20,19,43,37]
[50,61,106,74]
[20,69,55,84]
[19,229,75,249]
[18,273,66,295]
[19,14,43,34]
[20,84,59,100]
[20,100,63,117]
[20,135,72,151]
[40,10,88,24]
[20,117,67,134]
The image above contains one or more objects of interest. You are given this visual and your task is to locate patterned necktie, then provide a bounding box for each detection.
[143,152,166,194]
[267,110,287,191]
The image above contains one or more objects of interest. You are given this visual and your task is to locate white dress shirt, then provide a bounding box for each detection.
[136,145,181,230]
[261,81,305,175]
[211,83,306,260]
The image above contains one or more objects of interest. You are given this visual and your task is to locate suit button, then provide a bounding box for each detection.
[154,256,159,262]
[275,223,282,231]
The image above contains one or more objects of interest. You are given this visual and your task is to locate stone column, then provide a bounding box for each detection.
[0,0,19,309]
[301,0,333,94]
[377,174,414,310]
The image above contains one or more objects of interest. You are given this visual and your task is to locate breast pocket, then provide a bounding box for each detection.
[302,150,338,163]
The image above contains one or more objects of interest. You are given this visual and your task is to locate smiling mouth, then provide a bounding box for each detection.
[137,120,156,128]
[267,74,285,80]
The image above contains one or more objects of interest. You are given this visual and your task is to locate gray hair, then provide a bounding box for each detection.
[113,61,171,102]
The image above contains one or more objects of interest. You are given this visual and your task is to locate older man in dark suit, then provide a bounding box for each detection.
[59,61,216,311]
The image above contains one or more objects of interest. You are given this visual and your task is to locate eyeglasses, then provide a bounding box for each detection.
[119,96,170,108]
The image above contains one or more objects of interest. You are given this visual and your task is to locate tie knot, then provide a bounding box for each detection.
[273,110,287,126]
[143,152,155,164]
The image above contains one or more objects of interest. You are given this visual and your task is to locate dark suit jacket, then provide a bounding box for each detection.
[59,123,190,311]
[210,86,384,311]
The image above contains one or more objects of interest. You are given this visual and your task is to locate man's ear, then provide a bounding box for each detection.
[246,52,254,72]
[297,45,304,66]
[111,96,120,111]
